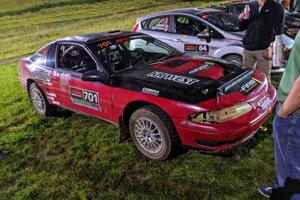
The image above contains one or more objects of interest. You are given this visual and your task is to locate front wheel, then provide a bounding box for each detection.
[29,82,58,116]
[129,105,181,161]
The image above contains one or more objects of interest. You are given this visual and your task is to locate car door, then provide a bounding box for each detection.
[54,42,115,121]
[170,14,225,57]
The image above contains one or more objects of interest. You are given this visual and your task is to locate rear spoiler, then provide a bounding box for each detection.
[217,69,253,96]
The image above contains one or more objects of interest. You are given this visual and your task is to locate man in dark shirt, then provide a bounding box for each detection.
[239,0,285,81]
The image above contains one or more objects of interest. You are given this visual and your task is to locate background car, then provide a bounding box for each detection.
[133,8,245,63]
[133,7,294,73]
[19,31,277,161]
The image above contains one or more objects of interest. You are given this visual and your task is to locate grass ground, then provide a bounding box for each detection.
[0,0,282,199]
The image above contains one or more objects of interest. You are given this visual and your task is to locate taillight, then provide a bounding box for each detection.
[132,23,139,32]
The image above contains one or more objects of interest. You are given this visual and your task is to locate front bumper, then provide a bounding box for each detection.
[176,84,277,152]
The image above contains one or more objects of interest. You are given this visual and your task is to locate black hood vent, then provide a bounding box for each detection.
[162,59,189,68]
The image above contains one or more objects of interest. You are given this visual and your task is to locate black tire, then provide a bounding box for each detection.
[29,82,58,116]
[129,105,181,161]
[223,54,243,65]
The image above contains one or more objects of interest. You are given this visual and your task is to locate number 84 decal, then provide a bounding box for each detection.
[184,44,209,52]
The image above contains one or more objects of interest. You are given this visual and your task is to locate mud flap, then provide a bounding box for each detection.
[119,115,130,143]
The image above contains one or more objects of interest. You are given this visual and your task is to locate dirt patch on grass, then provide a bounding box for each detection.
[36,149,57,161]
[126,166,148,182]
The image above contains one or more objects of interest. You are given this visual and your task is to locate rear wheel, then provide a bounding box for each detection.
[129,105,181,161]
[29,82,58,116]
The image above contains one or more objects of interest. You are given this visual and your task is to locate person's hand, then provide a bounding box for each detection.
[263,45,273,60]
[239,12,246,21]
[281,45,291,64]
[278,107,289,118]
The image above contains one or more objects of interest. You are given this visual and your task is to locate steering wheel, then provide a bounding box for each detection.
[132,48,147,65]
[134,48,145,56]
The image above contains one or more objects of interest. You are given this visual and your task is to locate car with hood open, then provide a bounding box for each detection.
[19,31,277,161]
[132,7,294,73]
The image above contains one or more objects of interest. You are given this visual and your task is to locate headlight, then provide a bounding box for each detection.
[190,103,253,124]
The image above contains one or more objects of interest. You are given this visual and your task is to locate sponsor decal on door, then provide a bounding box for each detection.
[70,87,101,111]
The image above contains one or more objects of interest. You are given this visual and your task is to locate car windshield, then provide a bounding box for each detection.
[88,35,180,73]
[199,11,240,32]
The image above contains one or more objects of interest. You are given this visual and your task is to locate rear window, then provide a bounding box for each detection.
[31,45,49,66]
[141,20,147,29]
[145,16,170,32]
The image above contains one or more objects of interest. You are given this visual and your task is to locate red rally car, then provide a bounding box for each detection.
[19,31,277,161]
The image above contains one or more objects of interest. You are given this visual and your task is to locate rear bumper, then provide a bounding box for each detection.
[19,77,28,91]
[176,84,277,152]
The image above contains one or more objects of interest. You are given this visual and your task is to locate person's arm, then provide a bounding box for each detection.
[239,18,250,31]
[239,5,271,32]
[278,76,300,117]
[274,3,285,35]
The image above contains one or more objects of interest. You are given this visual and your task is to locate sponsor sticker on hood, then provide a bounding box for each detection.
[146,71,199,86]
[142,87,160,96]
[188,62,215,75]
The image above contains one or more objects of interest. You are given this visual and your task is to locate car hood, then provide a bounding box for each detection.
[118,56,258,104]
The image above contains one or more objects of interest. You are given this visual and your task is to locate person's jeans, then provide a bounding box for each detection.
[274,104,300,199]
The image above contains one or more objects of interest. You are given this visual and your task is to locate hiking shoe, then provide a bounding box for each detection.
[0,151,10,158]
[258,185,273,198]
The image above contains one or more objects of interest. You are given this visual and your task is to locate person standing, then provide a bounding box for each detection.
[239,0,285,81]
[258,31,300,199]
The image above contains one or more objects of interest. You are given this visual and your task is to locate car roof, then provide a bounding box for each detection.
[58,30,143,44]
[137,7,221,21]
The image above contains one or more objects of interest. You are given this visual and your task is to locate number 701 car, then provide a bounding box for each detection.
[19,31,277,161]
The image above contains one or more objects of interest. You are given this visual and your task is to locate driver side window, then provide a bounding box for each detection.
[174,15,208,36]
[57,44,97,73]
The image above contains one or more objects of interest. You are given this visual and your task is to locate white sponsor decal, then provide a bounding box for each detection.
[32,70,50,82]
[146,71,199,86]
[240,79,257,93]
[142,87,159,96]
[69,87,101,111]
[52,101,61,105]
[46,92,57,97]
[198,45,209,52]
[189,63,211,75]
[258,96,272,110]
[52,71,60,78]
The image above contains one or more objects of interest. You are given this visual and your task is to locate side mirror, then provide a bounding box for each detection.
[197,32,211,43]
[81,70,107,82]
